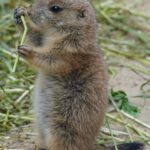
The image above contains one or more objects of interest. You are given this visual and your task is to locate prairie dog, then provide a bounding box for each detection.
[14,0,144,150]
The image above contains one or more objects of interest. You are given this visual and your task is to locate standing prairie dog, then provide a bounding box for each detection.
[14,0,144,150]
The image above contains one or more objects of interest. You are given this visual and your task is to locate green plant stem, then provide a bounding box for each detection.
[109,91,134,142]
[121,110,150,130]
[106,119,119,150]
[12,16,27,72]
[0,113,32,121]
[15,85,34,104]
[106,113,150,138]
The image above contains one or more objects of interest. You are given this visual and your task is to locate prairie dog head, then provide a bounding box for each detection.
[28,0,98,52]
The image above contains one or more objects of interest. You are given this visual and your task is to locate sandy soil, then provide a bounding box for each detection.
[108,0,150,141]
[110,60,150,125]
[112,0,150,133]
[123,0,150,15]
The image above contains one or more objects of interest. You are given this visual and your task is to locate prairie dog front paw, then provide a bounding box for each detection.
[14,6,28,25]
[17,45,33,59]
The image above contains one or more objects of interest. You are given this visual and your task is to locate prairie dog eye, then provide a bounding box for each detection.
[49,5,63,13]
[79,10,86,18]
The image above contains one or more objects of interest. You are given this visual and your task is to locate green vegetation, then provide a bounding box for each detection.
[0,0,149,148]
[110,90,140,116]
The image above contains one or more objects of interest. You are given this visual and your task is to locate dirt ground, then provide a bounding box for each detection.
[113,0,150,129]
[0,0,150,149]
[109,0,150,145]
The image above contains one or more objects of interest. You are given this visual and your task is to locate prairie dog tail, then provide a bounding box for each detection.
[95,142,145,150]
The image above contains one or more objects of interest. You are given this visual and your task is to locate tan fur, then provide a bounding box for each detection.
[14,0,144,150]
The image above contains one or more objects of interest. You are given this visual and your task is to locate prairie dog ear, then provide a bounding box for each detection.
[78,10,86,18]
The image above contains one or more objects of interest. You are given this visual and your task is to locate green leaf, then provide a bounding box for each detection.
[110,90,140,116]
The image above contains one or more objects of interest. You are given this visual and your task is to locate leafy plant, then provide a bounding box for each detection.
[110,90,140,116]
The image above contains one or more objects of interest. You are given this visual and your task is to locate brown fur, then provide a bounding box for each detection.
[14,0,144,150]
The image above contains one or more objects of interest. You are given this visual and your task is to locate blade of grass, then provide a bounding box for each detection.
[0,113,32,121]
[106,119,119,150]
[15,85,34,104]
[106,113,150,138]
[12,16,27,72]
[121,110,150,130]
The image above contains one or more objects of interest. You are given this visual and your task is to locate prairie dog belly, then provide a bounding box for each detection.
[33,71,55,136]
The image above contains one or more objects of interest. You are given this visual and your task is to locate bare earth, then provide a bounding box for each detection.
[109,0,150,144]
[114,0,150,129]
[0,0,150,150]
